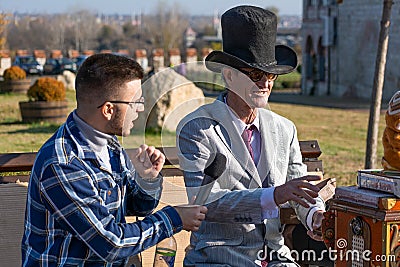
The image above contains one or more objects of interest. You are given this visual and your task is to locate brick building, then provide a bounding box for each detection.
[302,0,400,101]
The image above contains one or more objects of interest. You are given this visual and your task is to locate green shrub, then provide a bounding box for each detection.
[297,65,302,74]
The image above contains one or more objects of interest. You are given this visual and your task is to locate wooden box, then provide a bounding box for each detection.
[328,187,400,267]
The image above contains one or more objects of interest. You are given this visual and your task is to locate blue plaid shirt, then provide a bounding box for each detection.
[21,113,182,266]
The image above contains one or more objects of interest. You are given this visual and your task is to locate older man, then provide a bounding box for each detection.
[177,6,325,267]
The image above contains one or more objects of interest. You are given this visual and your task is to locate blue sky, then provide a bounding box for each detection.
[1,0,302,16]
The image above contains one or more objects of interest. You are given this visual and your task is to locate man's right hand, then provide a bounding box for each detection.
[131,144,165,180]
[274,175,321,208]
[173,205,208,232]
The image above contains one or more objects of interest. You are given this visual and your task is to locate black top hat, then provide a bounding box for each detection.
[205,5,297,75]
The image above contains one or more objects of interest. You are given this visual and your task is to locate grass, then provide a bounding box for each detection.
[270,103,386,186]
[281,71,302,82]
[0,92,71,152]
[0,90,386,187]
[274,71,301,89]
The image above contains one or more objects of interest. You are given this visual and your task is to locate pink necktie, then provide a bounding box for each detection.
[242,125,255,161]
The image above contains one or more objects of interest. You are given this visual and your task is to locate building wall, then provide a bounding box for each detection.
[302,0,400,101]
[335,0,381,99]
[301,0,331,96]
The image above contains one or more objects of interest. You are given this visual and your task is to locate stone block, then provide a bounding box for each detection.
[136,68,205,132]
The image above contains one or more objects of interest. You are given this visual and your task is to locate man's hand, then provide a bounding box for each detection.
[307,210,324,241]
[274,175,321,208]
[131,144,165,180]
[174,205,208,232]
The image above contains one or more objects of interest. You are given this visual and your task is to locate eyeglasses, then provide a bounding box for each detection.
[97,97,145,109]
[239,69,278,82]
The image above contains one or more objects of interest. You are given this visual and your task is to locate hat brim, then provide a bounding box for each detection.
[205,45,297,75]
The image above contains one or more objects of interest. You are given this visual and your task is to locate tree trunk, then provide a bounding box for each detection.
[365,0,393,169]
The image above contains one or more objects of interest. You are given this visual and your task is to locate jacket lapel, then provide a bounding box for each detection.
[204,96,262,188]
[257,110,278,187]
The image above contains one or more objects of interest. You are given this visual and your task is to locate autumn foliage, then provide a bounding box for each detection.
[3,65,27,81]
[27,77,66,101]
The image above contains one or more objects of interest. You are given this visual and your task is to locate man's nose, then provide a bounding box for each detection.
[255,76,271,88]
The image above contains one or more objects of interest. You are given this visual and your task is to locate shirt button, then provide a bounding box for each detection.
[108,190,112,196]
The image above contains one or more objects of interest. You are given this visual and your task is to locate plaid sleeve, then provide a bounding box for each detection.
[122,149,164,216]
[39,160,182,262]
[125,171,162,217]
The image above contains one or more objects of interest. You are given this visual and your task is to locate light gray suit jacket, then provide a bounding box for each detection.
[176,93,325,266]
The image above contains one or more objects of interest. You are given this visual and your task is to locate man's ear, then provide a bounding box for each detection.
[222,67,233,83]
[222,68,235,90]
[100,102,114,121]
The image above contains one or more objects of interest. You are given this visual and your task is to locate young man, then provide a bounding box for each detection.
[21,53,207,266]
[177,6,325,266]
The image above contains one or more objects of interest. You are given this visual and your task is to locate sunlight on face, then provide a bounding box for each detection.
[108,79,143,137]
[229,69,273,109]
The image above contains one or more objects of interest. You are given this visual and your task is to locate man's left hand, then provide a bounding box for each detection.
[307,210,324,241]
[131,144,165,180]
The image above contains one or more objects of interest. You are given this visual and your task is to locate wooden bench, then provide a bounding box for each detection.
[0,140,327,266]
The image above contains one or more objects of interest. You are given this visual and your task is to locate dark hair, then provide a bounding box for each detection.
[75,53,144,107]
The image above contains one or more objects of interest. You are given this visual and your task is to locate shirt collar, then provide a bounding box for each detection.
[72,111,117,154]
[223,95,260,134]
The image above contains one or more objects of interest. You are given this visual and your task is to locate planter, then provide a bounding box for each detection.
[19,101,69,124]
[1,79,32,94]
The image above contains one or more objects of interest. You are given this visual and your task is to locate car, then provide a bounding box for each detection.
[43,58,77,75]
[71,55,89,70]
[13,55,43,75]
